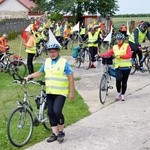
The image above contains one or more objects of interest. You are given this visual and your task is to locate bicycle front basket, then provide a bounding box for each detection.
[102,57,113,65]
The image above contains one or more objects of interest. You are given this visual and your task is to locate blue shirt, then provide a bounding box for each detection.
[39,56,73,75]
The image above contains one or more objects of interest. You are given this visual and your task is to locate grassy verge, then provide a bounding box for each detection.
[0,63,90,150]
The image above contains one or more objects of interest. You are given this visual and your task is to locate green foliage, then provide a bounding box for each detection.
[48,12,63,21]
[35,0,118,23]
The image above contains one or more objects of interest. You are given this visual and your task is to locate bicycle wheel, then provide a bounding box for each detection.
[67,40,73,50]
[8,61,27,77]
[42,102,51,130]
[83,50,91,70]
[145,57,150,73]
[74,57,81,68]
[7,107,33,147]
[99,74,109,104]
[130,60,137,75]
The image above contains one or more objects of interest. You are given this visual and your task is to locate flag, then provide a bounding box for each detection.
[48,29,61,47]
[126,21,131,36]
[103,25,113,44]
[21,28,28,43]
[72,22,79,32]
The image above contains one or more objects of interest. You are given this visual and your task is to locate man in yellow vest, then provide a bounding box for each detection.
[25,43,75,143]
[129,21,150,71]
[84,26,100,68]
[99,33,132,101]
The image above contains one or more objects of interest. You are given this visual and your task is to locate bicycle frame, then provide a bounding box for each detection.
[7,79,50,147]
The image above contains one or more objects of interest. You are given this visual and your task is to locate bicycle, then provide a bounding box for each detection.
[98,56,115,104]
[73,44,91,70]
[0,52,27,77]
[7,74,50,147]
[130,46,150,74]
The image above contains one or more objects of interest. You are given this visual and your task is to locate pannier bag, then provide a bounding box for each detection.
[12,55,23,66]
[72,46,80,58]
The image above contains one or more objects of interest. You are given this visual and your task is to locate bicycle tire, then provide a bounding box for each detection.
[42,102,51,130]
[130,60,137,75]
[145,57,150,73]
[7,107,33,147]
[8,61,27,77]
[67,40,73,50]
[83,50,91,70]
[99,74,108,104]
[74,57,81,68]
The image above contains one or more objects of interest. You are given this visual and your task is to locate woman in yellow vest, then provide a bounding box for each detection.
[23,29,36,74]
[99,33,132,101]
[25,43,75,143]
[128,21,150,71]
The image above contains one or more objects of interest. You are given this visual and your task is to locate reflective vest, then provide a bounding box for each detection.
[0,37,7,51]
[25,36,36,54]
[55,27,61,36]
[80,28,85,35]
[88,31,99,47]
[44,58,69,96]
[113,43,132,68]
[129,27,147,43]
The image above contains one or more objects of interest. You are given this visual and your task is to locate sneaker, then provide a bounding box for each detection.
[140,67,146,73]
[57,131,65,143]
[46,133,57,143]
[121,95,125,101]
[116,93,121,100]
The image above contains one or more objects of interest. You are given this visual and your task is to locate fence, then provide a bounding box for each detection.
[0,18,31,34]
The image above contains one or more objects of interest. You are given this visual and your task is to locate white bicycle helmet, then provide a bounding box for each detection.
[46,43,60,51]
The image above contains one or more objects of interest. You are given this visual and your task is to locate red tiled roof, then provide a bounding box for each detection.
[0,0,36,9]
[0,0,5,4]
[18,0,36,9]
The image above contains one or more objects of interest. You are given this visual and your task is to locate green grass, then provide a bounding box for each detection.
[112,16,150,29]
[0,64,90,150]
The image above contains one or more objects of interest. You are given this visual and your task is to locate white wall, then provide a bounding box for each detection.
[0,0,28,11]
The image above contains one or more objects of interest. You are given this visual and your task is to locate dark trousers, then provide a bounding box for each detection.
[46,94,66,127]
[129,41,143,66]
[27,53,35,74]
[115,68,131,95]
[89,47,98,62]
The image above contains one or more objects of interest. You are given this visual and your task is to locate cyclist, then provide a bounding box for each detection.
[128,21,150,71]
[0,34,10,58]
[119,23,127,37]
[23,28,36,74]
[84,26,101,68]
[25,43,75,143]
[99,33,132,101]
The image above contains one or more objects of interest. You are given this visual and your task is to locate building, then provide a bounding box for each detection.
[0,0,44,19]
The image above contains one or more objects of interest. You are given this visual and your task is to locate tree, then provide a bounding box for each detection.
[35,0,119,23]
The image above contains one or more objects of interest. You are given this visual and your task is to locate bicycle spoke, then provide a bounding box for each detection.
[99,74,108,104]
[7,107,33,147]
[83,51,91,70]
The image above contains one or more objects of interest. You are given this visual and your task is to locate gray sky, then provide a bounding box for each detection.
[116,0,150,14]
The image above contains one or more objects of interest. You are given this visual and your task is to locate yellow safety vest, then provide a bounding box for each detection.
[44,58,69,96]
[80,28,85,35]
[25,36,36,54]
[88,31,99,47]
[129,27,147,43]
[55,27,61,36]
[113,43,132,68]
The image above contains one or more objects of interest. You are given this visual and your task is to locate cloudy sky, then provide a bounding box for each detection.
[116,0,150,14]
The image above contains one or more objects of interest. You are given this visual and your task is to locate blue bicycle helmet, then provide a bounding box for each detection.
[115,33,125,40]
[46,43,60,51]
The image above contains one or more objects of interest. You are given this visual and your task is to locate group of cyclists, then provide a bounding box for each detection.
[1,17,150,144]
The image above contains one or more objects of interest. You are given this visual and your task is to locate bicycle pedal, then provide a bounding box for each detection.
[108,86,113,89]
[33,118,40,127]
